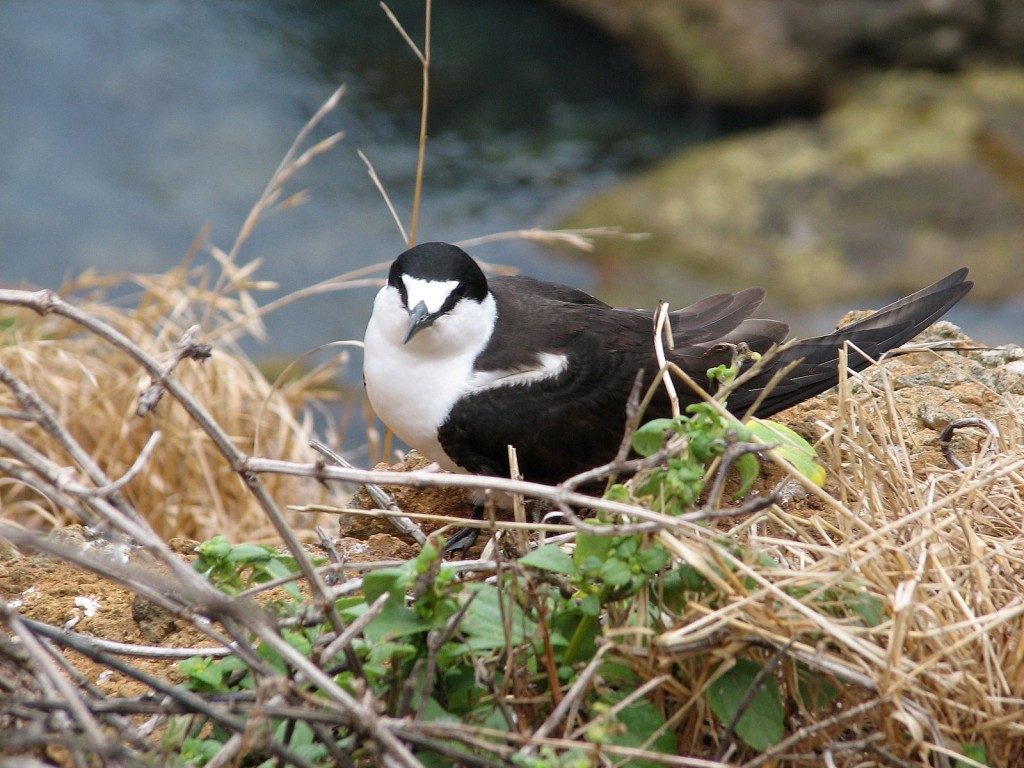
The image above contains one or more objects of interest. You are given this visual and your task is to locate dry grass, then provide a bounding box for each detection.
[645,349,1024,765]
[0,261,347,543]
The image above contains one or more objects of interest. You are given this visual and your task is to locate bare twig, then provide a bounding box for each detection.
[0,286,346,642]
[137,325,211,415]
[310,438,427,544]
[220,85,345,270]
[525,643,612,748]
[16,617,233,659]
[58,431,162,498]
[17,614,318,768]
[938,416,1001,470]
[320,592,390,664]
[2,606,116,759]
[737,698,888,768]
[0,359,142,524]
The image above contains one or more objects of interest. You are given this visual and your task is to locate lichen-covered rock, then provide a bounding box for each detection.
[561,69,1024,310]
[551,0,1024,107]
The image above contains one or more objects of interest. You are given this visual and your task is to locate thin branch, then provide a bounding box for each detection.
[137,325,212,415]
[310,438,426,544]
[2,607,116,759]
[223,85,346,268]
[17,617,234,659]
[19,615,318,768]
[320,592,389,663]
[59,431,162,498]
[0,286,346,645]
[525,644,611,747]
[0,361,140,523]
[715,641,793,761]
[938,416,1001,470]
[380,2,424,62]
[412,0,431,244]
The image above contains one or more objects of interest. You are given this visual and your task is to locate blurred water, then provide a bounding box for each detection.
[0,0,734,358]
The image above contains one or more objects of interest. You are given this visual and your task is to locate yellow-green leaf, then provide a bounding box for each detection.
[734,452,760,497]
[747,418,826,487]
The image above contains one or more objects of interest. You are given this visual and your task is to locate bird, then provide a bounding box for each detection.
[363,241,971,522]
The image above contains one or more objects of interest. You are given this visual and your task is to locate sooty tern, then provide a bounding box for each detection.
[364,242,971,493]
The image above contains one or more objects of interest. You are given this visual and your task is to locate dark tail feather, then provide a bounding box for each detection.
[731,268,973,417]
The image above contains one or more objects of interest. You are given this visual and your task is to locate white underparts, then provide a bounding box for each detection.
[364,284,496,471]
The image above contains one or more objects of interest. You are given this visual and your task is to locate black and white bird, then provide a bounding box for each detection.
[364,241,971,489]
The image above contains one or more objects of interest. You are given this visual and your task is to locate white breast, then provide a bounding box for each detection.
[363,285,497,470]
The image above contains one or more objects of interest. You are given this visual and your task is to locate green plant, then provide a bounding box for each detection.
[192,534,303,599]
[628,402,824,518]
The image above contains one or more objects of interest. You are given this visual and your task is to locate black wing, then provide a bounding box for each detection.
[724,268,973,416]
[440,278,780,484]
[439,269,971,484]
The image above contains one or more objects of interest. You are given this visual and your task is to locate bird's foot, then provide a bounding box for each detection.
[442,503,484,556]
[443,526,480,556]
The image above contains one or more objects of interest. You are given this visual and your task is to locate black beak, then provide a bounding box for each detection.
[404,300,435,344]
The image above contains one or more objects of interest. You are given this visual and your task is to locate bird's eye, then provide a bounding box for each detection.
[452,284,467,299]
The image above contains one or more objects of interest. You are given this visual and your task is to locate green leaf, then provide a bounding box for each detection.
[195,535,230,561]
[363,599,431,643]
[956,742,989,767]
[411,541,440,574]
[707,658,784,751]
[262,557,295,581]
[574,530,614,571]
[637,545,670,575]
[614,536,639,558]
[597,661,641,687]
[225,543,274,563]
[179,656,223,690]
[747,418,826,487]
[844,591,886,628]
[459,583,535,649]
[795,662,840,711]
[362,566,405,603]
[631,418,678,457]
[179,737,223,764]
[599,557,633,587]
[604,483,631,503]
[706,362,736,384]
[733,452,761,497]
[607,696,676,766]
[519,544,577,575]
[578,594,601,617]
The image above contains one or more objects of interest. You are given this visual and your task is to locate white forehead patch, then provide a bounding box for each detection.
[402,276,459,314]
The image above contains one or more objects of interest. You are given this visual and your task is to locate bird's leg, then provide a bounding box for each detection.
[443,502,483,555]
